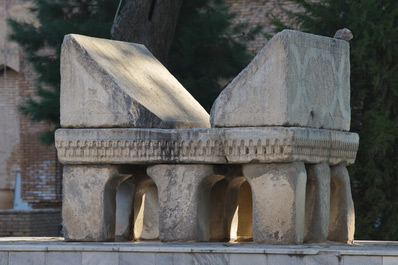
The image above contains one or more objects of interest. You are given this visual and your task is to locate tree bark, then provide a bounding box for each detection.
[111,0,183,64]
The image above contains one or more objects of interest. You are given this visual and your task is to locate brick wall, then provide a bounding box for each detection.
[17,52,63,209]
[0,69,20,209]
[0,209,61,237]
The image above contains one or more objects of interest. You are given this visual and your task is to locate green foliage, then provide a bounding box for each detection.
[271,0,398,240]
[168,0,260,111]
[8,0,119,143]
[10,0,259,143]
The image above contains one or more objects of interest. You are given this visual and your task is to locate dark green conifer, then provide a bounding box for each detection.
[169,0,261,111]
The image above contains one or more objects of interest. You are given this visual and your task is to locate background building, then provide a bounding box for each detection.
[0,0,61,237]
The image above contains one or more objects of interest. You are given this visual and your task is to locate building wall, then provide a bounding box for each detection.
[0,0,62,210]
[0,69,20,209]
[18,53,62,209]
[0,209,61,236]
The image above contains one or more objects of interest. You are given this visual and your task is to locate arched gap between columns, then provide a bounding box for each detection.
[207,165,253,243]
[114,167,160,242]
[234,180,253,242]
[133,176,159,241]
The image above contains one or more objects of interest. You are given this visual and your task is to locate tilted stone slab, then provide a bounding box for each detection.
[60,34,210,129]
[55,127,358,165]
[210,30,351,131]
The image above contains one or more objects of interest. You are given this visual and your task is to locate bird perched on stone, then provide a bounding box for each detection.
[334,28,353,41]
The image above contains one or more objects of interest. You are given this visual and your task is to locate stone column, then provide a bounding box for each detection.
[146,164,217,242]
[63,165,131,241]
[115,177,135,241]
[329,163,355,244]
[225,177,246,242]
[133,178,159,240]
[304,163,330,243]
[242,162,307,244]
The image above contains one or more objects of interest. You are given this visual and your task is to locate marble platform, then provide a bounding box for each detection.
[0,238,397,265]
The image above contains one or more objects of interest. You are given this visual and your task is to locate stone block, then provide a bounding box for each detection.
[119,253,156,265]
[60,34,210,129]
[328,164,355,244]
[383,257,398,265]
[211,30,351,131]
[63,165,131,241]
[46,252,83,265]
[172,253,193,264]
[82,252,118,265]
[193,254,229,265]
[304,163,330,243]
[146,164,218,241]
[230,254,267,265]
[155,253,173,265]
[9,252,45,265]
[343,256,382,265]
[242,162,307,244]
[304,254,340,265]
[266,254,305,265]
[0,252,8,265]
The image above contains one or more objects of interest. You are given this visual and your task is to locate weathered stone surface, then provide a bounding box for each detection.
[242,162,307,244]
[146,164,219,241]
[225,176,247,242]
[329,163,355,244]
[115,177,135,241]
[60,34,210,129]
[82,252,118,265]
[211,29,351,131]
[304,163,330,243]
[133,178,159,241]
[236,181,253,242]
[63,165,131,241]
[55,127,359,165]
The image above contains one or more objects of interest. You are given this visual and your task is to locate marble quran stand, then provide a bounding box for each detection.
[55,30,358,244]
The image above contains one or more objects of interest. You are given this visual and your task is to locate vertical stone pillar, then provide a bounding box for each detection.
[225,176,246,242]
[146,164,216,242]
[329,163,355,244]
[115,177,135,241]
[304,163,330,243]
[63,165,131,241]
[242,162,307,244]
[134,178,159,240]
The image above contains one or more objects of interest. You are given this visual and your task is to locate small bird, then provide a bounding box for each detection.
[334,28,353,41]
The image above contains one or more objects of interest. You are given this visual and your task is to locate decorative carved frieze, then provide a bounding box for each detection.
[55,127,358,165]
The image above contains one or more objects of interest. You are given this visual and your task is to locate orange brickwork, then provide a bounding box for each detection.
[17,52,62,209]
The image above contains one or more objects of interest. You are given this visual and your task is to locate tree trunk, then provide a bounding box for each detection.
[111,0,183,64]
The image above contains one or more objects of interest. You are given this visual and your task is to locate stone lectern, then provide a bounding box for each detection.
[55,30,358,244]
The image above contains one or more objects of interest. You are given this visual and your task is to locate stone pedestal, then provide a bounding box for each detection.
[329,164,355,243]
[133,178,159,241]
[56,31,360,244]
[304,163,331,243]
[242,163,307,244]
[146,164,218,241]
[63,166,131,241]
